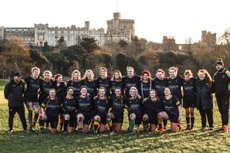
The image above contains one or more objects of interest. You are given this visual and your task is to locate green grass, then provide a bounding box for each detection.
[0,86,230,153]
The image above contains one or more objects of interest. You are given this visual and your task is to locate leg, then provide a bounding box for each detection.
[114,123,122,132]
[77,113,85,130]
[39,113,47,133]
[142,114,149,131]
[17,105,27,130]
[199,109,206,130]
[185,108,190,130]
[206,109,214,129]
[33,103,40,127]
[8,106,17,131]
[157,111,169,133]
[129,113,136,131]
[27,102,33,128]
[150,124,157,132]
[190,107,195,130]
[63,114,70,132]
[171,122,178,132]
[93,115,101,133]
[107,112,114,132]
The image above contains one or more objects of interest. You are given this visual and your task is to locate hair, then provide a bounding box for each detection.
[126,66,134,72]
[54,73,62,80]
[99,67,108,78]
[48,88,57,100]
[168,66,178,72]
[43,70,53,77]
[71,70,81,81]
[156,68,165,75]
[149,89,158,97]
[111,70,122,81]
[66,86,74,92]
[141,70,152,80]
[198,69,213,87]
[184,70,193,78]
[129,86,138,97]
[82,69,94,81]
[31,67,40,74]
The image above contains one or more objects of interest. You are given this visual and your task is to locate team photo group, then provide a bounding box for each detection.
[3,58,230,135]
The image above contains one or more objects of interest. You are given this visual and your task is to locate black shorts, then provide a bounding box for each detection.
[95,112,107,125]
[77,112,92,125]
[64,111,77,127]
[146,112,158,125]
[129,111,142,125]
[47,115,58,129]
[112,111,124,123]
[183,98,196,108]
[166,111,179,123]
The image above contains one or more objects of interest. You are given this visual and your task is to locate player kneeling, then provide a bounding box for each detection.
[158,87,182,133]
[76,86,94,133]
[107,87,125,133]
[39,89,60,134]
[142,90,164,132]
[93,87,111,134]
[61,87,77,134]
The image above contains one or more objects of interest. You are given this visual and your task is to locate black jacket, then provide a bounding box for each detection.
[195,78,213,110]
[213,68,230,95]
[4,79,25,107]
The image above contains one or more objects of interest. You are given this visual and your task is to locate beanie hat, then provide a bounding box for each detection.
[215,58,224,66]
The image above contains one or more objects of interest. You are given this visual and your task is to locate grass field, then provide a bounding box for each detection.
[0,81,230,153]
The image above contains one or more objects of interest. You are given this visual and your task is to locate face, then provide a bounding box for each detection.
[114,72,120,80]
[216,64,223,71]
[156,72,165,80]
[14,76,21,82]
[44,72,52,80]
[127,69,134,78]
[100,69,107,78]
[56,76,62,83]
[49,90,56,97]
[198,72,206,80]
[87,71,92,80]
[149,90,156,98]
[80,88,88,96]
[142,73,149,81]
[73,72,79,81]
[115,88,122,97]
[32,69,39,78]
[67,88,74,96]
[99,89,106,97]
[130,89,137,97]
[184,75,190,81]
[164,88,171,96]
[169,69,177,78]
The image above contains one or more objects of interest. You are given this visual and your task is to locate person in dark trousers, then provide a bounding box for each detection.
[24,67,41,132]
[213,58,230,133]
[4,72,27,133]
[195,69,214,131]
[182,70,196,130]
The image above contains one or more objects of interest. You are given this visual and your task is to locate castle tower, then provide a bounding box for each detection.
[34,24,49,46]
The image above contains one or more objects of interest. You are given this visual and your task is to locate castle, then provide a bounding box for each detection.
[0,12,135,46]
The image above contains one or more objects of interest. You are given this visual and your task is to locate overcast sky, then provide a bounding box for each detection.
[0,0,230,43]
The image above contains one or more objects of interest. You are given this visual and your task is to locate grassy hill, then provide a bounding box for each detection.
[0,81,229,153]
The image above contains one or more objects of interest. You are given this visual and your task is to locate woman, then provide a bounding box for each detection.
[24,67,41,132]
[76,86,94,133]
[39,89,60,134]
[182,70,196,130]
[142,89,164,132]
[39,70,55,106]
[61,87,77,134]
[123,67,140,97]
[139,70,153,98]
[195,69,214,131]
[53,74,66,131]
[158,87,182,133]
[66,70,84,98]
[153,69,168,129]
[110,70,124,97]
[125,87,142,132]
[107,87,126,133]
[167,67,183,130]
[97,67,111,97]
[93,87,111,133]
[82,69,98,98]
